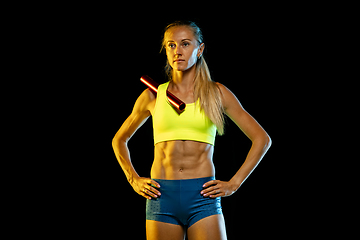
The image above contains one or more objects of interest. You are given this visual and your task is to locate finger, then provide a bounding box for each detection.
[144,188,158,198]
[149,180,161,188]
[143,185,160,197]
[202,180,219,188]
[203,189,220,197]
[144,181,161,196]
[209,192,225,198]
[201,187,213,195]
[140,191,151,200]
[143,188,157,198]
[201,185,219,195]
[148,186,161,196]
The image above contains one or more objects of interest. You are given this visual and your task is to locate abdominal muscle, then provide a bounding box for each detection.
[151,140,215,180]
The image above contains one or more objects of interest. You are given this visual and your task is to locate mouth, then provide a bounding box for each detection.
[174,59,185,63]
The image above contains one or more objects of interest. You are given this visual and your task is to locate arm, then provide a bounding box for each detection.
[221,84,272,188]
[202,83,272,198]
[112,89,161,199]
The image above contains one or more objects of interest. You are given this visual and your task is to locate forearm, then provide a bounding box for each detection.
[112,138,139,184]
[230,135,272,189]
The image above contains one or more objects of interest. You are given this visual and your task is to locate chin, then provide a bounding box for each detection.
[173,67,187,72]
[170,62,195,72]
[173,64,194,72]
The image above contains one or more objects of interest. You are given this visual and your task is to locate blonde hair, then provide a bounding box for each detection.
[161,21,225,135]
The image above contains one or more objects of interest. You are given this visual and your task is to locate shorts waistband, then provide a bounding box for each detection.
[151,177,215,190]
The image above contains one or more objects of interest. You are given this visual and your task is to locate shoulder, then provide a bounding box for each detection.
[215,82,242,111]
[215,82,229,94]
[132,88,156,114]
[139,88,156,102]
[215,82,232,96]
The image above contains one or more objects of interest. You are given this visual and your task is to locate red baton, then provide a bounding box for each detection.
[140,75,186,111]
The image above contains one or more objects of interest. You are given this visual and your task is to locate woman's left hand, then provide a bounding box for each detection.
[201,180,238,198]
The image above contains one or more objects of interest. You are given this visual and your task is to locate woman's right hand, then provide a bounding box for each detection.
[130,177,161,200]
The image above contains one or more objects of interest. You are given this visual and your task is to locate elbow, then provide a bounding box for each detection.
[112,133,128,148]
[254,132,272,150]
[112,136,118,149]
[112,136,117,148]
[264,133,272,150]
[112,135,121,147]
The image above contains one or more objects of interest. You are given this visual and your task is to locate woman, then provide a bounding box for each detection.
[112,21,271,240]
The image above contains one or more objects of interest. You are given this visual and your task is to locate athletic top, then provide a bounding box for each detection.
[152,81,217,146]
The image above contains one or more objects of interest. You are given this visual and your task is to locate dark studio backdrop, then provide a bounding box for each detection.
[49,6,324,239]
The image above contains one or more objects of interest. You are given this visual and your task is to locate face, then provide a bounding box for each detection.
[164,26,204,72]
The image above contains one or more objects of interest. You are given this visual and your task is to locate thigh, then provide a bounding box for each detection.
[187,214,227,240]
[146,220,185,240]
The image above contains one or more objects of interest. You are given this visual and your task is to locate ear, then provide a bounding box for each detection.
[197,43,205,58]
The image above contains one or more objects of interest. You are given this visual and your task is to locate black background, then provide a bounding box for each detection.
[36,5,330,239]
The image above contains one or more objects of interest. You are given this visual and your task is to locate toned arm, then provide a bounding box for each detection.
[112,89,161,199]
[202,83,272,198]
[219,83,272,188]
[112,89,153,182]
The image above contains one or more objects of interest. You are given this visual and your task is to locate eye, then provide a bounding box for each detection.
[168,43,176,49]
[182,42,190,47]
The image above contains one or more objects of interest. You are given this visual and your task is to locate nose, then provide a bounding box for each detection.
[175,45,182,56]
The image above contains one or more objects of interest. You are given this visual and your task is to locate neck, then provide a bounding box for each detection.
[171,65,196,92]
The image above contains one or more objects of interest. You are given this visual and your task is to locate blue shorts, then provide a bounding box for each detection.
[146,177,222,228]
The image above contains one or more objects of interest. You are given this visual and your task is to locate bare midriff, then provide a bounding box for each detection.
[151,140,215,180]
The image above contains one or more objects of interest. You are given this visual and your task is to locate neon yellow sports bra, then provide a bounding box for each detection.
[152,82,217,146]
